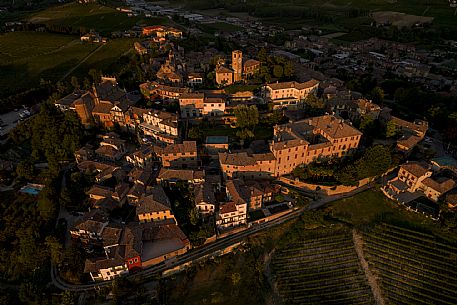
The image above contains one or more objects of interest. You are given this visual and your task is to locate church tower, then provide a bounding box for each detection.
[231,50,243,82]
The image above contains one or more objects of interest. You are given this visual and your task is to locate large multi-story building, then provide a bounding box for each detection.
[263,80,319,109]
[219,115,362,178]
[136,186,176,223]
[140,109,179,143]
[179,93,226,118]
[216,200,247,229]
[155,141,198,168]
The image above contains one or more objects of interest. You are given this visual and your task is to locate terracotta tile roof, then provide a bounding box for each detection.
[141,222,188,244]
[129,106,149,117]
[220,201,237,214]
[219,152,256,166]
[391,116,428,134]
[308,141,333,151]
[101,223,123,247]
[308,115,362,138]
[226,179,250,205]
[355,99,381,112]
[84,253,125,273]
[204,97,225,103]
[131,145,154,159]
[128,168,153,185]
[158,168,205,181]
[113,183,130,199]
[157,141,197,155]
[120,223,143,258]
[56,90,86,107]
[271,138,308,151]
[95,145,119,158]
[216,66,233,74]
[422,177,456,194]
[397,135,422,150]
[400,162,430,178]
[266,79,319,90]
[179,92,205,99]
[244,59,260,68]
[136,186,171,215]
[252,152,276,162]
[194,182,216,205]
[74,210,109,234]
[86,185,113,198]
[92,101,113,115]
[128,183,146,199]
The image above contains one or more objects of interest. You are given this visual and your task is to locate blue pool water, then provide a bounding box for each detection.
[20,186,41,195]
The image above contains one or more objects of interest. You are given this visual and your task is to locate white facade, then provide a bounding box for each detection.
[90,264,128,281]
[216,202,247,229]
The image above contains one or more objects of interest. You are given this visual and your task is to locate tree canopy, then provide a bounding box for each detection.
[234,105,259,130]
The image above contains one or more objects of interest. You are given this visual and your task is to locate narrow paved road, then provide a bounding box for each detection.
[52,182,376,291]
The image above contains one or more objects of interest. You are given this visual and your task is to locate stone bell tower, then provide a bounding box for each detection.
[231,50,243,82]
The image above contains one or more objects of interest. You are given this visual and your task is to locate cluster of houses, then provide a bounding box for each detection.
[51,36,457,283]
[280,34,456,93]
[382,159,457,219]
[69,129,290,281]
[80,32,107,44]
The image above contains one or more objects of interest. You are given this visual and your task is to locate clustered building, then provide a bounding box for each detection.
[56,77,179,145]
[219,115,362,178]
[382,161,456,218]
[54,37,457,285]
[215,50,261,86]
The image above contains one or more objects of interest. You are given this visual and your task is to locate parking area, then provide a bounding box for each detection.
[0,107,33,142]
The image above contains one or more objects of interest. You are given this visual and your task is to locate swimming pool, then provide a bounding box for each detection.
[19,184,44,196]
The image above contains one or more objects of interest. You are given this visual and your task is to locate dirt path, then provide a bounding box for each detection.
[352,229,386,305]
[60,43,105,81]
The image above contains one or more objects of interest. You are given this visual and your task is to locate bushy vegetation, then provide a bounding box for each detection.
[292,145,394,186]
[0,103,87,303]
[164,183,215,247]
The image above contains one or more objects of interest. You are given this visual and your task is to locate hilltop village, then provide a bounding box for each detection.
[1,19,456,287]
[42,25,457,282]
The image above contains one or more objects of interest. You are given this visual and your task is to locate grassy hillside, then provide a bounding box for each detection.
[0,31,97,96]
[0,31,135,97]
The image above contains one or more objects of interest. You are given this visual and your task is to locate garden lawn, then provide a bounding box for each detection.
[328,189,433,226]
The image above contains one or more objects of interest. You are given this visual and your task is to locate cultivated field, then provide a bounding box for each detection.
[0,32,98,96]
[364,224,457,305]
[372,11,434,28]
[194,0,457,31]
[271,231,374,304]
[27,2,168,34]
[0,31,135,97]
